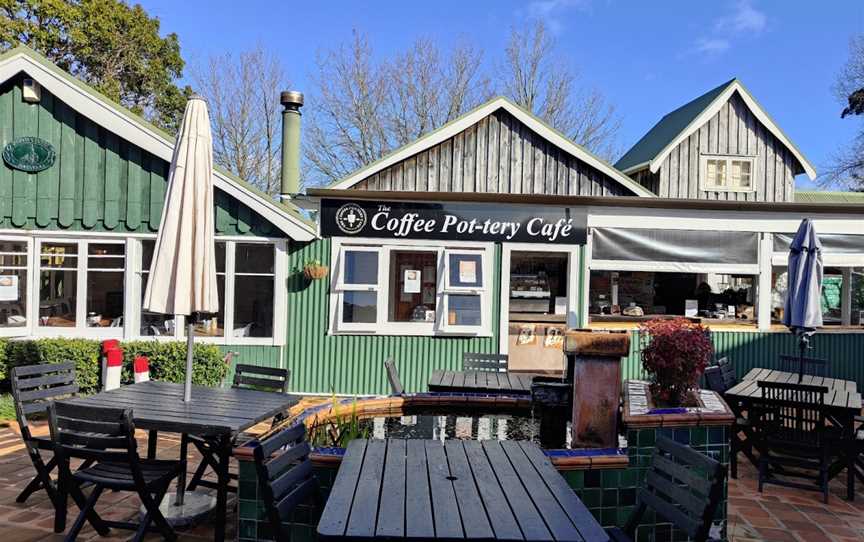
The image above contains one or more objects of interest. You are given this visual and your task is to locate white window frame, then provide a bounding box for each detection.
[332,245,383,333]
[329,237,493,337]
[0,236,33,338]
[135,238,184,341]
[443,250,486,292]
[34,238,126,339]
[700,154,755,193]
[134,237,287,346]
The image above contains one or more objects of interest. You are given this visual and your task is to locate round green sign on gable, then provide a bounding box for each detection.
[2,136,56,173]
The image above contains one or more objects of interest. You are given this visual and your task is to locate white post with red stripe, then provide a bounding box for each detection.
[134,355,150,383]
[104,348,122,391]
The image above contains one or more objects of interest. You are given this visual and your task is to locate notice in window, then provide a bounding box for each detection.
[403,269,421,293]
[458,260,477,285]
[0,275,18,301]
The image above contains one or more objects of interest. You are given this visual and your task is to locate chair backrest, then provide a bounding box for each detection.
[10,363,78,440]
[627,436,725,542]
[47,402,142,479]
[384,358,404,395]
[778,354,830,377]
[233,364,291,394]
[463,352,508,373]
[253,423,317,542]
[756,380,828,448]
[704,357,737,395]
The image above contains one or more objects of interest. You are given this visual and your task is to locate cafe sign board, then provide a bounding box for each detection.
[321,198,587,244]
[3,137,55,173]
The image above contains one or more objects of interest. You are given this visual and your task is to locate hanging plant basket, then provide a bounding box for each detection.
[303,263,329,280]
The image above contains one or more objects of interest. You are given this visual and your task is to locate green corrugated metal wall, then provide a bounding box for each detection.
[0,74,279,236]
[276,238,863,395]
[284,239,501,395]
[622,330,864,387]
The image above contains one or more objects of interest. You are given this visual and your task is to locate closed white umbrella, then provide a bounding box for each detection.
[143,95,219,402]
[782,218,823,380]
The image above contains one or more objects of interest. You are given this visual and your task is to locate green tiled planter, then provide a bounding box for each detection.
[562,424,729,541]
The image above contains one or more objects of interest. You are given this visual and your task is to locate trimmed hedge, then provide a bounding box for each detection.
[2,338,227,394]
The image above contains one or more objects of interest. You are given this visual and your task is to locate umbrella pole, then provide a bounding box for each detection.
[798,333,807,382]
[184,316,195,403]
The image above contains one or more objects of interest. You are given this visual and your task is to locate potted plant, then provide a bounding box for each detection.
[639,317,713,407]
[303,258,329,280]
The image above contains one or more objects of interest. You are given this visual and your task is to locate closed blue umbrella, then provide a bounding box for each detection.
[782,218,823,380]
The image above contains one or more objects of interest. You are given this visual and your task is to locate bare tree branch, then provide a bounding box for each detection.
[825,34,864,190]
[499,20,621,160]
[304,30,488,186]
[191,46,289,195]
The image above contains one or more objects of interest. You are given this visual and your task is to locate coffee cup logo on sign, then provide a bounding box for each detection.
[334,203,367,234]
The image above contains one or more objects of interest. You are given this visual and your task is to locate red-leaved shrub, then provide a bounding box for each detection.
[639,318,714,406]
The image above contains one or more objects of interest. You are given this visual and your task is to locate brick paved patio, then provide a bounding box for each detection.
[1,421,863,541]
[727,458,864,542]
[0,422,234,541]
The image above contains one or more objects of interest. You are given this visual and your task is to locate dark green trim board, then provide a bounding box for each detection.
[0,74,281,237]
[284,238,501,395]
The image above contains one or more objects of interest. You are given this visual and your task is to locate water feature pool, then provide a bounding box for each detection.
[306,404,625,450]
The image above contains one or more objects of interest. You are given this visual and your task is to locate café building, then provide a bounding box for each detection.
[1,47,861,394]
[300,80,863,384]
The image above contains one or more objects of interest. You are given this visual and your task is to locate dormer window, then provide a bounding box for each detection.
[701,155,754,192]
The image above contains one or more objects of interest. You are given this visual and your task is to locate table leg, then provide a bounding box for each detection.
[147,429,158,459]
[175,433,188,506]
[214,434,231,542]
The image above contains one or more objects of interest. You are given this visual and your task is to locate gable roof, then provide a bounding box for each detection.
[615,78,817,180]
[0,46,315,240]
[327,96,655,197]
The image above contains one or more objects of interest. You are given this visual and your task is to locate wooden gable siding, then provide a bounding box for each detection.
[352,109,635,196]
[649,92,797,202]
[0,75,280,237]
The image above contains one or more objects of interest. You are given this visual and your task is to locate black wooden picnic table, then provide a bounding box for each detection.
[724,368,862,500]
[68,381,298,542]
[728,368,862,411]
[318,439,609,542]
[428,370,536,395]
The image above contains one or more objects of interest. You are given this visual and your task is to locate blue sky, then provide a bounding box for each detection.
[142,0,864,189]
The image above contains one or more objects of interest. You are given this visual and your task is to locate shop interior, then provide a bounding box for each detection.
[506,251,569,374]
[508,252,569,323]
[588,270,757,324]
[772,266,863,326]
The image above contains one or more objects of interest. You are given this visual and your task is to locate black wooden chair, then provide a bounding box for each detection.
[753,380,834,503]
[48,401,184,541]
[384,358,404,396]
[463,352,508,373]
[703,357,750,479]
[704,357,736,394]
[253,423,319,542]
[10,363,80,508]
[853,415,864,486]
[778,354,830,377]
[186,364,292,493]
[607,436,725,542]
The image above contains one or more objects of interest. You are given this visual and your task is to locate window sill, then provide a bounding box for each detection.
[700,187,756,194]
[329,328,493,338]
